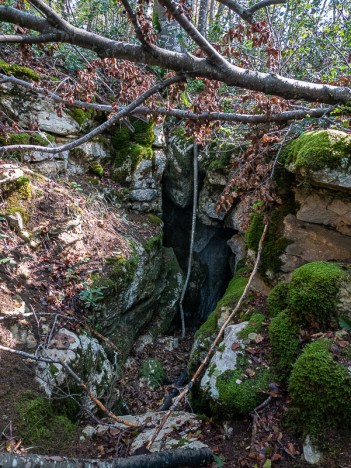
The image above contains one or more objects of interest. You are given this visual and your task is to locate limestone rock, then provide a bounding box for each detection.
[0,84,80,135]
[296,188,351,236]
[153,123,166,148]
[336,276,351,319]
[163,136,194,207]
[309,168,351,192]
[198,183,225,226]
[200,322,248,399]
[280,214,351,273]
[227,233,246,268]
[225,199,250,233]
[94,411,208,453]
[36,328,116,410]
[0,164,24,187]
[303,436,323,465]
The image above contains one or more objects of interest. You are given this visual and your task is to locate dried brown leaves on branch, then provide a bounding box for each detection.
[216,129,282,227]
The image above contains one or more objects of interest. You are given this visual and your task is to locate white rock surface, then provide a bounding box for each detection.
[303,435,323,465]
[200,322,248,399]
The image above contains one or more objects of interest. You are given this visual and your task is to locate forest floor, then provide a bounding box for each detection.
[1,164,351,467]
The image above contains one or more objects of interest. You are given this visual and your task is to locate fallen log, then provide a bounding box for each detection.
[0,447,213,468]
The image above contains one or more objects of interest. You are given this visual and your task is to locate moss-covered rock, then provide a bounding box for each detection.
[287,261,346,329]
[215,367,271,417]
[288,339,351,433]
[68,108,93,126]
[238,312,265,339]
[0,131,54,147]
[0,59,40,82]
[139,358,166,389]
[269,311,299,382]
[284,130,351,172]
[268,281,289,316]
[245,204,295,275]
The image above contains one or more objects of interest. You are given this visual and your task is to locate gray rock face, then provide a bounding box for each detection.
[99,245,183,358]
[280,214,351,273]
[164,137,194,208]
[0,84,80,135]
[296,188,351,236]
[0,163,24,186]
[128,150,167,213]
[200,322,248,399]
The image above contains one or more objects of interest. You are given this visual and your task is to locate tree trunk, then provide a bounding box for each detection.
[0,448,213,468]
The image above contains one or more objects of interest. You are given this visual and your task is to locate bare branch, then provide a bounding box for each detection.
[0,6,350,104]
[0,344,139,427]
[0,74,185,155]
[160,0,229,68]
[0,74,336,126]
[119,0,149,46]
[215,0,287,23]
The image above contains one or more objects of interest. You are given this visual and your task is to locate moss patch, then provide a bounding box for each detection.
[287,261,346,329]
[239,312,266,339]
[195,269,249,341]
[268,281,289,317]
[269,311,299,383]
[16,391,77,453]
[147,214,163,226]
[0,59,40,82]
[283,129,351,172]
[0,132,54,147]
[89,161,104,177]
[139,359,166,389]
[215,367,270,417]
[288,339,351,434]
[68,108,92,126]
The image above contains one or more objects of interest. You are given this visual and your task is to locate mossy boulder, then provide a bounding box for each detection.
[268,281,289,317]
[111,118,155,184]
[268,311,300,382]
[139,359,166,390]
[283,130,351,172]
[288,339,351,433]
[196,320,271,418]
[287,261,346,329]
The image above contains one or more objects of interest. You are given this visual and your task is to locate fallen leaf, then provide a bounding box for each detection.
[255,333,264,343]
[231,341,240,350]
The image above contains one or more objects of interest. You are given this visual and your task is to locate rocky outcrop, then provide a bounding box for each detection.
[35,328,116,410]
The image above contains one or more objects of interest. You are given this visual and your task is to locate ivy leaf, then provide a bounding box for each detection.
[339,316,351,332]
[213,454,224,467]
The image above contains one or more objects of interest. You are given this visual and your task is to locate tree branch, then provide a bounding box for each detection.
[0,74,185,155]
[0,344,139,428]
[0,6,348,104]
[160,0,229,68]
[215,0,287,23]
[0,73,337,126]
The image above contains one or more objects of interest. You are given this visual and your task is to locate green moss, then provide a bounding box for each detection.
[147,214,163,226]
[89,161,104,177]
[101,250,138,294]
[143,233,163,254]
[268,281,289,316]
[152,8,161,32]
[239,313,265,339]
[139,359,166,389]
[283,130,351,172]
[288,339,351,433]
[111,124,131,148]
[287,261,346,329]
[68,108,92,126]
[132,118,155,146]
[171,125,194,142]
[0,59,40,81]
[16,391,77,450]
[0,132,54,147]
[215,367,271,417]
[195,269,249,340]
[246,202,295,274]
[269,311,299,383]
